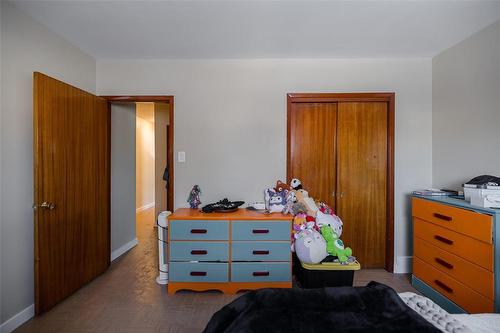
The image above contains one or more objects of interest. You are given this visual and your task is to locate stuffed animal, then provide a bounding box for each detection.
[187,185,202,209]
[290,178,303,190]
[291,202,307,216]
[295,190,318,216]
[292,213,307,238]
[316,211,343,237]
[296,188,309,197]
[294,229,327,264]
[275,180,291,192]
[320,225,353,264]
[264,188,287,213]
[283,190,296,214]
[318,202,334,215]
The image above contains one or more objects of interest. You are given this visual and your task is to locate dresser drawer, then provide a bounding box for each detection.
[232,221,290,241]
[170,241,228,262]
[412,198,492,244]
[232,241,291,262]
[231,262,291,282]
[414,237,493,299]
[169,262,228,282]
[414,218,493,271]
[169,220,229,240]
[413,257,493,313]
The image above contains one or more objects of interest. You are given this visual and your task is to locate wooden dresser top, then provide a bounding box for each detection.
[169,208,292,221]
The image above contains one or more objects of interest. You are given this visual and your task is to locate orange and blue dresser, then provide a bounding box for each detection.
[167,208,293,294]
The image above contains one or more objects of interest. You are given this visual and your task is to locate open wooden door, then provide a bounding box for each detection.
[34,72,110,314]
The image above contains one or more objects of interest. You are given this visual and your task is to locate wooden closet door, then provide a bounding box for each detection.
[288,103,337,208]
[337,102,387,268]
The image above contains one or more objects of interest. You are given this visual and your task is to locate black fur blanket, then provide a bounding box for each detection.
[203,282,440,333]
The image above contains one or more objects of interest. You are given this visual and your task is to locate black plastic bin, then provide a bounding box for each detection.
[296,259,361,289]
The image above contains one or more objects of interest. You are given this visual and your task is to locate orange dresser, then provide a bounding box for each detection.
[412,196,500,313]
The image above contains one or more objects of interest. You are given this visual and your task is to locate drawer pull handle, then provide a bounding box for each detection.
[253,250,270,255]
[434,279,453,293]
[434,235,454,245]
[253,271,270,277]
[252,229,269,234]
[191,250,207,255]
[435,257,454,269]
[190,229,207,234]
[433,213,452,221]
[190,271,207,276]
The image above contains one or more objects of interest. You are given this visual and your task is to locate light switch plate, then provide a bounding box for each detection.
[178,151,186,163]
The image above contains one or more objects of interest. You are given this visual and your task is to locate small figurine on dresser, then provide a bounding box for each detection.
[187,185,202,209]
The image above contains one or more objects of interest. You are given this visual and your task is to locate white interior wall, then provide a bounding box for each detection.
[136,103,156,210]
[110,103,137,259]
[97,58,433,273]
[0,1,96,329]
[433,20,500,189]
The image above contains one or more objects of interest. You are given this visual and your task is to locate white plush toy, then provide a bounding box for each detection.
[294,229,328,264]
[290,178,303,190]
[316,211,343,237]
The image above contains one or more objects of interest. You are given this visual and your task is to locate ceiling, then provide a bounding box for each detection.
[11,0,500,59]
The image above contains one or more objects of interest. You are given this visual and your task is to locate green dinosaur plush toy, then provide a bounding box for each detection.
[321,225,353,264]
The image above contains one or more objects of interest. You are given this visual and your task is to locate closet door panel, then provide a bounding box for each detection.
[337,102,387,268]
[289,103,337,208]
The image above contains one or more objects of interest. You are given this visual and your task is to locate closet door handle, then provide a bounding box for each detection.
[434,235,454,245]
[434,280,453,293]
[433,213,452,222]
[435,257,454,270]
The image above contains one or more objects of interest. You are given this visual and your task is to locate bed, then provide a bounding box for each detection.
[203,282,500,333]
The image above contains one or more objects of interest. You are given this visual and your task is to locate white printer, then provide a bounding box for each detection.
[463,175,500,208]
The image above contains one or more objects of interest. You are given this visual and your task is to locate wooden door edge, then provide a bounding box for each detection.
[33,72,41,314]
[286,93,395,272]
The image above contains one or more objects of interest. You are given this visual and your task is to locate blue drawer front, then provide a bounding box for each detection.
[232,241,290,261]
[232,221,290,241]
[170,241,229,262]
[169,220,229,240]
[169,262,228,282]
[231,262,291,282]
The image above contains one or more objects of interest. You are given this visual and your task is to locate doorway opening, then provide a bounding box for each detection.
[135,101,171,234]
[105,96,174,261]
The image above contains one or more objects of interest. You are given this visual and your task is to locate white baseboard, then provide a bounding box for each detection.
[111,238,138,262]
[0,304,34,333]
[136,202,155,213]
[394,256,413,273]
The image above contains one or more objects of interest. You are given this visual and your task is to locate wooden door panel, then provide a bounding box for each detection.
[288,102,337,208]
[34,72,110,313]
[337,102,387,268]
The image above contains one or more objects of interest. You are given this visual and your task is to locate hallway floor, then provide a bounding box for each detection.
[16,207,415,333]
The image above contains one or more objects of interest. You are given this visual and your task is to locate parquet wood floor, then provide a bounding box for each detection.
[15,207,415,332]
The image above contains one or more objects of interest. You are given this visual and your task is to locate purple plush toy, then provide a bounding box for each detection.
[264,188,287,213]
[187,185,202,209]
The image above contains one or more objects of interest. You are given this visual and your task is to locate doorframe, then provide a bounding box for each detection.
[287,92,395,272]
[101,95,174,212]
